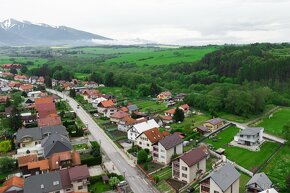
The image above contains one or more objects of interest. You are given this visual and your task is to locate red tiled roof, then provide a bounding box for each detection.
[35,96,54,105]
[160,115,173,121]
[111,111,130,119]
[49,151,81,170]
[0,96,9,103]
[36,103,57,119]
[164,108,175,115]
[180,147,207,167]
[20,84,33,91]
[120,107,129,112]
[1,176,24,192]
[17,154,38,167]
[28,160,50,171]
[142,128,168,144]
[68,165,90,182]
[99,100,114,108]
[37,114,61,127]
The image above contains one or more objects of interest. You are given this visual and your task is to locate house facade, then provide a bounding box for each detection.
[153,133,183,165]
[203,118,226,132]
[234,127,264,146]
[172,147,207,183]
[200,163,240,193]
[127,119,159,141]
[246,172,273,192]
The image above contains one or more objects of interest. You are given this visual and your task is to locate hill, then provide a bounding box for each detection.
[0,19,111,46]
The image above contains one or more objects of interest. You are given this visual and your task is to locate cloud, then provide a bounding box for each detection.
[1,0,290,45]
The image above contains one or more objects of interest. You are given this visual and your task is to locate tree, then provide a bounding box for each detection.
[282,121,290,143]
[137,84,151,97]
[150,83,161,96]
[9,66,17,74]
[9,106,22,130]
[44,76,52,88]
[109,177,120,189]
[173,107,185,122]
[0,140,12,154]
[104,72,114,86]
[89,72,103,83]
[69,89,76,98]
[0,157,17,173]
[11,92,22,106]
[20,65,28,74]
[137,149,148,164]
[143,162,148,171]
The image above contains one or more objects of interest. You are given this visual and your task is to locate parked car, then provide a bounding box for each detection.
[186,187,195,193]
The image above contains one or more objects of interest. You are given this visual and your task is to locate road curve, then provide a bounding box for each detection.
[47,89,158,193]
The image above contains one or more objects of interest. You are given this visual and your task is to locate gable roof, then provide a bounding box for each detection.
[49,151,81,170]
[16,125,67,144]
[37,114,62,127]
[164,108,175,115]
[1,176,24,193]
[20,84,33,91]
[68,165,90,182]
[24,171,62,193]
[35,96,54,105]
[98,100,114,108]
[141,128,169,144]
[111,111,130,119]
[205,163,240,192]
[36,103,57,119]
[159,133,183,150]
[42,134,72,158]
[18,154,38,167]
[127,104,138,111]
[131,119,159,134]
[246,172,272,190]
[205,118,224,125]
[239,127,263,136]
[180,147,207,167]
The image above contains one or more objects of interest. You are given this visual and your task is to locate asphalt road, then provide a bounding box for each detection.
[47,89,158,193]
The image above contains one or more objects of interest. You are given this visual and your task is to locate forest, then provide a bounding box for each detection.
[3,43,290,118]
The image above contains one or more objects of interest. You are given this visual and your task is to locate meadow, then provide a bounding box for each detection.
[257,107,290,137]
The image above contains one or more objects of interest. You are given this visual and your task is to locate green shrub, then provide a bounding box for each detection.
[81,156,102,166]
[143,163,148,171]
[137,149,148,164]
[89,175,102,184]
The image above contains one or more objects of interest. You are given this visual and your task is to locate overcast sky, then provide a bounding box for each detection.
[2,0,290,45]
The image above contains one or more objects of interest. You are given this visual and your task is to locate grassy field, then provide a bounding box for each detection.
[103,47,218,66]
[205,126,280,171]
[263,145,290,190]
[74,72,87,80]
[151,166,172,181]
[257,107,290,137]
[171,113,211,131]
[89,181,111,193]
[156,180,175,193]
[132,100,169,114]
[0,56,48,69]
[239,172,251,193]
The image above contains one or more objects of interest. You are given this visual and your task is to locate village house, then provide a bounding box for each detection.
[37,113,62,127]
[135,127,170,151]
[29,76,38,84]
[153,133,183,165]
[117,116,139,132]
[92,96,107,108]
[23,165,90,193]
[195,125,210,135]
[97,99,117,118]
[173,93,187,102]
[0,96,9,104]
[19,84,33,92]
[49,151,81,171]
[110,111,130,124]
[14,74,28,82]
[127,119,159,141]
[27,91,44,99]
[164,104,190,117]
[8,81,22,89]
[172,147,207,183]
[203,118,226,132]
[0,176,24,193]
[1,64,22,69]
[82,89,101,102]
[84,81,98,88]
[1,72,14,78]
[21,112,37,126]
[127,104,139,114]
[41,133,72,158]
[200,163,240,193]
[246,172,273,193]
[35,96,57,119]
[234,127,264,146]
[15,125,68,156]
[157,91,172,101]
[36,76,45,85]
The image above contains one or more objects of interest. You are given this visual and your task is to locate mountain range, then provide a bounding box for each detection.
[0,18,111,46]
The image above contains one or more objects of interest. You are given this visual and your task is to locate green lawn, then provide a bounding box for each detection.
[205,126,280,171]
[74,72,87,80]
[89,181,111,193]
[263,145,290,191]
[257,108,290,137]
[73,143,89,150]
[171,113,211,131]
[151,166,172,181]
[0,56,47,69]
[156,180,175,193]
[104,47,218,66]
[132,100,169,114]
[239,172,251,193]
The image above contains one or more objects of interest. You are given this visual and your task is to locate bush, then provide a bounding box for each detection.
[137,149,148,164]
[89,175,102,184]
[0,140,12,154]
[0,157,17,173]
[153,176,160,183]
[144,148,150,154]
[143,163,148,171]
[81,156,102,166]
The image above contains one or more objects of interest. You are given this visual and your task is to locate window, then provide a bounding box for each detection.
[55,191,60,193]
[139,142,142,145]
[35,142,38,145]
[78,186,83,190]
[160,149,165,153]
[161,155,165,159]
[182,166,187,171]
[147,144,149,147]
[182,173,187,178]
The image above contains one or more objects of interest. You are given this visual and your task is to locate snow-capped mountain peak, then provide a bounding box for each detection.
[0,18,18,31]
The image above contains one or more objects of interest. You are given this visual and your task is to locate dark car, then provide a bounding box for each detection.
[186,187,195,193]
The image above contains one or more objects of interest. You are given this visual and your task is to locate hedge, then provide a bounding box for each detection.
[81,156,102,166]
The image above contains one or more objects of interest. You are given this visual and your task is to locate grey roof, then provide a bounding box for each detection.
[127,104,138,111]
[24,171,63,193]
[196,125,209,132]
[206,118,224,125]
[239,127,263,136]
[159,133,183,150]
[246,172,272,190]
[0,87,11,92]
[205,163,240,192]
[42,134,72,158]
[16,125,67,144]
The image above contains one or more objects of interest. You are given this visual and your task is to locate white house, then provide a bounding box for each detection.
[200,163,240,193]
[92,97,107,108]
[172,147,207,183]
[127,119,159,141]
[234,127,264,146]
[27,91,43,99]
[153,133,183,165]
[135,128,169,151]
